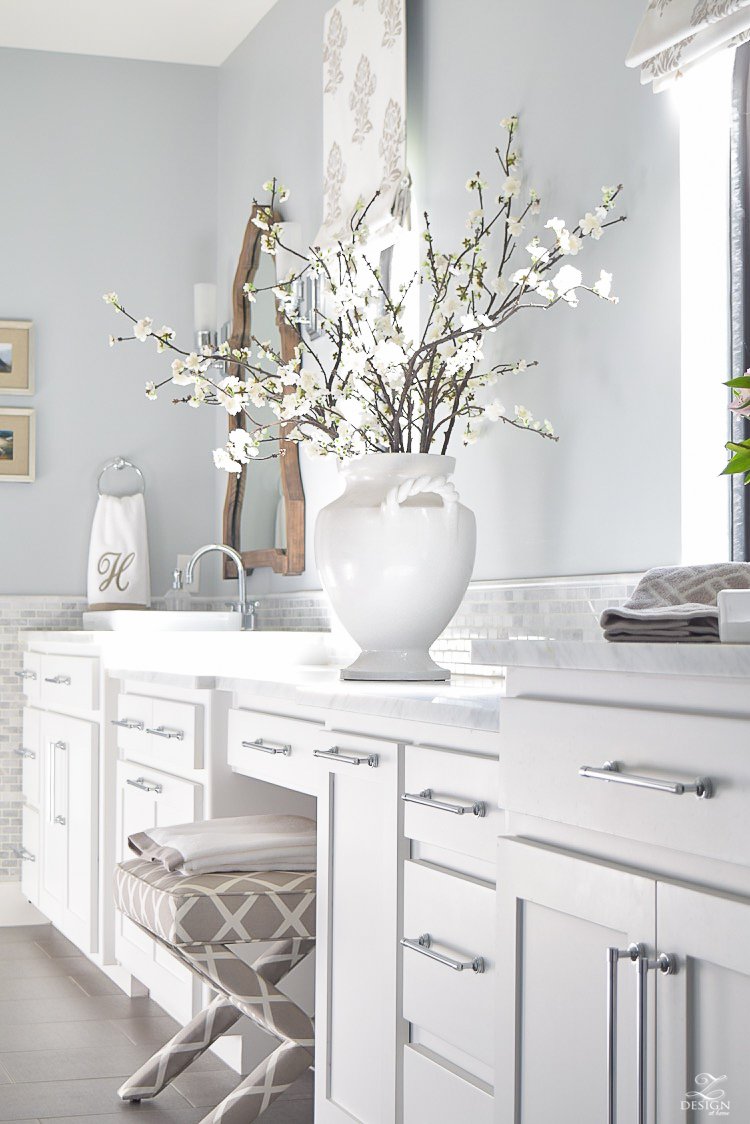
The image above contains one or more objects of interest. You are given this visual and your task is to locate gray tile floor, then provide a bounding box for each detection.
[0,925,313,1123]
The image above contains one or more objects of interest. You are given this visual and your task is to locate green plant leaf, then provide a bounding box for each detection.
[722,448,750,476]
[725,377,750,389]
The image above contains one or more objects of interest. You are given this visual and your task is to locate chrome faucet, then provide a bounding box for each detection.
[184,544,251,627]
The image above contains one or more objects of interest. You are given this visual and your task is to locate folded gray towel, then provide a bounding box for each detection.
[600,563,750,643]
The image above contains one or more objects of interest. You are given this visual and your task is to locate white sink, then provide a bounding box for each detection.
[82,610,242,632]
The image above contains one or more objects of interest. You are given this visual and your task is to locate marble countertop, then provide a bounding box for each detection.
[23,631,502,731]
[472,638,750,678]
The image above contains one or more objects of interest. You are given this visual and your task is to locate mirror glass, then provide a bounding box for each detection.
[239,251,285,553]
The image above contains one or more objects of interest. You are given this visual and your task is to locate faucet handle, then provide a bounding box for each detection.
[242,600,261,631]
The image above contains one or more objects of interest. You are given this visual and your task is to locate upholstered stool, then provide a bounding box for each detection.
[113,857,316,1124]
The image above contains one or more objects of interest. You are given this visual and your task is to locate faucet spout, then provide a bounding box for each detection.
[185,543,247,623]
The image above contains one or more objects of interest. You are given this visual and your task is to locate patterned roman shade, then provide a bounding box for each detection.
[627,0,750,89]
[316,0,408,248]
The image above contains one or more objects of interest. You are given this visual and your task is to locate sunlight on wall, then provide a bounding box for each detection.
[678,50,733,564]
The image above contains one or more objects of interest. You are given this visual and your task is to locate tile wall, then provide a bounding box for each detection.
[0,574,638,880]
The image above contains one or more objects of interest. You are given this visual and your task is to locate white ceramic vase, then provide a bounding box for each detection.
[315,453,476,681]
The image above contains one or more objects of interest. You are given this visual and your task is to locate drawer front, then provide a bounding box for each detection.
[114,694,203,772]
[116,758,202,862]
[501,698,750,865]
[403,1046,493,1124]
[20,708,41,808]
[40,653,98,712]
[403,744,500,863]
[18,652,41,703]
[402,860,494,1071]
[228,708,321,794]
[148,697,202,771]
[20,805,40,905]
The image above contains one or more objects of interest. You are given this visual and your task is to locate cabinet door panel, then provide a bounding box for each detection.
[403,1044,493,1124]
[497,838,656,1124]
[21,708,41,808]
[403,744,499,864]
[21,805,39,905]
[313,730,401,1124]
[61,716,98,952]
[656,882,750,1121]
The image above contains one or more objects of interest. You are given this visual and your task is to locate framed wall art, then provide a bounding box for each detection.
[0,408,35,482]
[0,320,34,395]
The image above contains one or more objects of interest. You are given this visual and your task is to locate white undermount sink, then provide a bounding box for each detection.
[82,610,242,632]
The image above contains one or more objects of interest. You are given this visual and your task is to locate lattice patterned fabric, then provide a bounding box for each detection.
[114,859,316,945]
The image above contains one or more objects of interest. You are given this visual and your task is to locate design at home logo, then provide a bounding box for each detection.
[682,1073,730,1115]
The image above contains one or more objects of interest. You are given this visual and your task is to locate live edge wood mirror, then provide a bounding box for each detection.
[222,205,305,576]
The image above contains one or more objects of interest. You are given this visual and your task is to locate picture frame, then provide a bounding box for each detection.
[0,320,34,395]
[0,407,36,482]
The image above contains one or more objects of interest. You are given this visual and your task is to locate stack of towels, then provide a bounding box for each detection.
[128,814,316,876]
[600,562,750,643]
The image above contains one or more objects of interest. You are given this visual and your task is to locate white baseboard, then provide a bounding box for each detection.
[0,882,47,926]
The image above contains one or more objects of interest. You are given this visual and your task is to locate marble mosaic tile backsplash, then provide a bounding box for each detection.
[0,574,638,881]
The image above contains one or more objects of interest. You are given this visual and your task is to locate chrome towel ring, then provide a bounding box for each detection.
[97,456,146,496]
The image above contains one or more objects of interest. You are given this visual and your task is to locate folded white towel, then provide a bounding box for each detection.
[87,493,151,610]
[128,814,316,875]
[600,563,750,643]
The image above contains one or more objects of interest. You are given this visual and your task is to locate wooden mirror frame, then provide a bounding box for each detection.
[222,205,305,577]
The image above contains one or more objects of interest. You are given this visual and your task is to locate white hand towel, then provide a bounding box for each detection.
[128,814,317,875]
[87,493,151,610]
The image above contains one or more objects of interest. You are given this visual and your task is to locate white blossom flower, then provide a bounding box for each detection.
[541,419,555,436]
[171,359,193,386]
[155,325,174,353]
[500,115,518,132]
[508,217,525,236]
[103,292,119,305]
[526,239,549,265]
[511,267,541,290]
[491,276,510,297]
[552,265,583,305]
[484,398,505,421]
[185,352,204,374]
[515,404,533,426]
[529,190,541,216]
[466,174,488,192]
[501,173,522,199]
[545,216,566,238]
[466,208,484,229]
[108,335,117,348]
[277,184,290,202]
[592,270,613,299]
[559,230,581,256]
[145,381,157,400]
[213,447,242,474]
[228,428,260,462]
[217,376,247,415]
[514,359,529,372]
[261,233,277,254]
[581,207,607,239]
[252,212,270,230]
[133,317,152,342]
[243,282,257,303]
[463,421,482,444]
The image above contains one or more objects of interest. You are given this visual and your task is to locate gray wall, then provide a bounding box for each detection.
[0,49,219,596]
[216,0,681,593]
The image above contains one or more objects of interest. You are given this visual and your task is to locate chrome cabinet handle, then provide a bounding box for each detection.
[635,948,676,1124]
[52,740,66,751]
[146,725,184,741]
[314,746,378,768]
[606,943,641,1124]
[242,738,291,756]
[112,718,145,731]
[580,760,713,799]
[401,788,486,817]
[54,815,66,826]
[44,675,71,685]
[401,933,485,974]
[126,777,163,794]
[10,845,36,861]
[13,747,36,760]
[15,669,37,680]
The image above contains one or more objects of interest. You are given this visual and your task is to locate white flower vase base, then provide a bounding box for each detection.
[315,454,476,681]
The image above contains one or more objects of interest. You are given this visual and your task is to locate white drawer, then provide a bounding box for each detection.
[20,805,40,905]
[403,744,500,863]
[40,653,99,712]
[227,707,321,793]
[501,698,750,866]
[19,708,41,808]
[402,860,495,1072]
[113,694,203,772]
[17,652,40,703]
[403,1045,493,1124]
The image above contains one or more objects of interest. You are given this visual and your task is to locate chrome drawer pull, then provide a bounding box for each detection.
[314,746,378,768]
[401,788,486,817]
[44,675,71,685]
[54,815,66,826]
[15,669,37,680]
[127,777,163,794]
[13,747,36,760]
[243,738,291,756]
[401,933,485,973]
[10,845,36,862]
[112,718,145,731]
[579,760,713,799]
[606,943,641,1123]
[146,725,184,741]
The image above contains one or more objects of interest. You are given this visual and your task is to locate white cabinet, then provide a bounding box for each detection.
[37,711,99,954]
[115,758,203,1022]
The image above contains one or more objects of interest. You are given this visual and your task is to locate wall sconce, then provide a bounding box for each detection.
[194,282,217,353]
[274,225,323,340]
